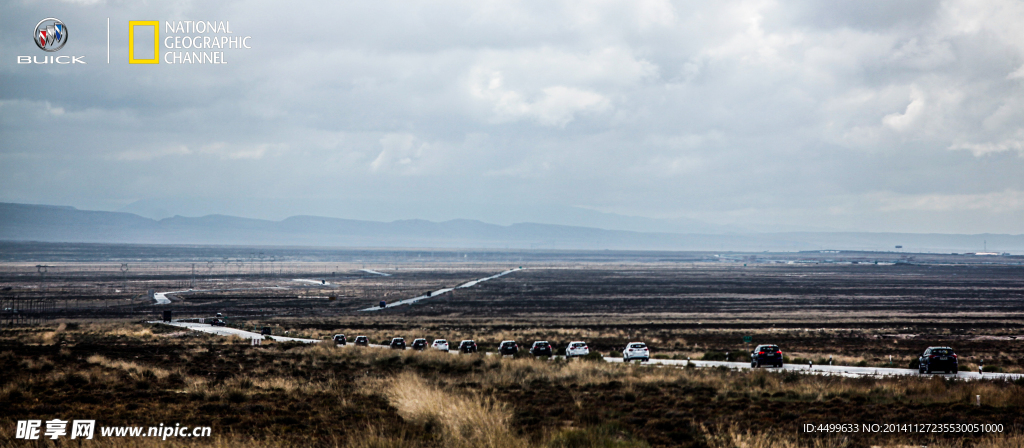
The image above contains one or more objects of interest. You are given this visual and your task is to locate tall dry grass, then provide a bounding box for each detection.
[381,371,528,448]
[86,355,174,380]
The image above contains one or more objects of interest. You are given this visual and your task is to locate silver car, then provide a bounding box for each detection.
[622,342,649,362]
[565,341,590,358]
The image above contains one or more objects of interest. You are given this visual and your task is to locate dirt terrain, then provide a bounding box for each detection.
[1,323,1023,448]
[2,244,1024,446]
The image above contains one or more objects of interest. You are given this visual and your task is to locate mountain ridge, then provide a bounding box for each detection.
[1,202,1022,253]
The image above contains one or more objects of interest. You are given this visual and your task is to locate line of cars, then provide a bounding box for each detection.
[330,334,961,374]
[748,344,961,375]
[331,334,599,358]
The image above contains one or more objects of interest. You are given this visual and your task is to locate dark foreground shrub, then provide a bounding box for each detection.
[547,423,650,448]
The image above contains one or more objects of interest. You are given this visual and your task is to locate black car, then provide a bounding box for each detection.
[411,338,428,350]
[354,335,369,346]
[529,341,553,357]
[260,327,273,336]
[390,338,406,350]
[459,340,477,353]
[333,334,346,345]
[210,318,226,327]
[499,340,519,356]
[919,347,958,374]
[751,344,783,368]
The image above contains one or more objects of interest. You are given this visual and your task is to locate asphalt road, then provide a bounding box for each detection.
[150,286,290,305]
[359,268,523,311]
[603,357,1024,381]
[150,321,320,343]
[153,292,175,305]
[150,321,1023,381]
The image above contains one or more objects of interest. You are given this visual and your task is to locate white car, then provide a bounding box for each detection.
[565,341,590,358]
[623,342,649,362]
[431,339,449,352]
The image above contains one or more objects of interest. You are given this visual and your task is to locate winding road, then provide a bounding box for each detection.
[149,320,320,343]
[146,320,1023,381]
[359,268,522,311]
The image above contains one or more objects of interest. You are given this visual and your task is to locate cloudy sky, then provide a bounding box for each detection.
[2,0,1023,234]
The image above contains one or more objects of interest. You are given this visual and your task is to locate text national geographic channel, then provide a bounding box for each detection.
[129,20,252,64]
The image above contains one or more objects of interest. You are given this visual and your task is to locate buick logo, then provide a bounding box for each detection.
[34,18,68,52]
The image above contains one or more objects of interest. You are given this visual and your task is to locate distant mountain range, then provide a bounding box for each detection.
[1,202,1022,253]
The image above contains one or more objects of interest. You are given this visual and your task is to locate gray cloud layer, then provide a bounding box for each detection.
[2,0,1023,234]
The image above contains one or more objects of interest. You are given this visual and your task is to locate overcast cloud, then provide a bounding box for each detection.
[2,0,1023,234]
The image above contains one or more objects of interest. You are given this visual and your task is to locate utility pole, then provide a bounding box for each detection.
[36,265,47,318]
[120,263,130,315]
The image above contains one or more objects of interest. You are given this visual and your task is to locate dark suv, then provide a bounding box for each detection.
[919,347,958,374]
[411,338,428,350]
[751,344,783,368]
[390,338,406,350]
[459,340,478,353]
[354,335,369,346]
[333,334,347,345]
[529,341,553,357]
[499,340,519,356]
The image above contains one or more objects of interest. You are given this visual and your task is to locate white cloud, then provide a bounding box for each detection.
[472,69,610,127]
[882,86,925,131]
[1009,64,1024,80]
[949,137,1024,157]
[371,133,427,172]
[115,145,192,161]
[467,46,654,126]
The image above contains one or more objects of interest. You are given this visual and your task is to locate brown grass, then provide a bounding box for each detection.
[383,371,528,448]
[2,322,1023,447]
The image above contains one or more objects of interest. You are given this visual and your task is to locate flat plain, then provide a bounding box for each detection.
[2,243,1023,447]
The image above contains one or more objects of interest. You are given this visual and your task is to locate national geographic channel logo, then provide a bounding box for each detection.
[129,21,251,64]
[16,17,86,64]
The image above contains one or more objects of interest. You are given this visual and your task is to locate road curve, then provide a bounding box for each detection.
[150,286,291,305]
[153,292,176,305]
[293,279,331,285]
[149,321,320,343]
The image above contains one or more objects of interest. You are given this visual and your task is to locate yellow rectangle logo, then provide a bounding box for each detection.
[128,21,159,64]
